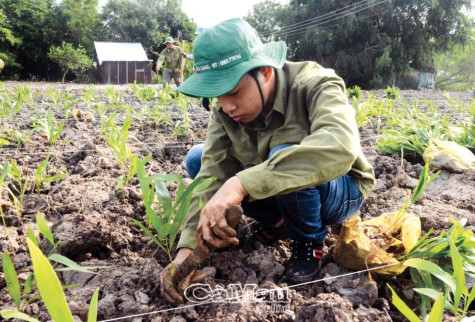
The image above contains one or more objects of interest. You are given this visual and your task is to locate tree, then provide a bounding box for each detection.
[434,27,475,91]
[100,0,195,69]
[60,0,101,55]
[0,8,21,69]
[48,42,92,83]
[245,0,287,43]
[253,0,473,88]
[0,0,58,78]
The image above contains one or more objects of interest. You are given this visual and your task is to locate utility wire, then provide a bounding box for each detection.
[270,0,425,40]
[259,0,384,37]
[272,5,395,39]
[262,0,391,39]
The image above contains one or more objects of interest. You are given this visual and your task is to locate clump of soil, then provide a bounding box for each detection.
[0,82,473,321]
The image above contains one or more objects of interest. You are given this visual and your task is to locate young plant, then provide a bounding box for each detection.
[131,157,216,263]
[82,84,98,107]
[384,85,400,99]
[34,153,69,195]
[104,117,132,176]
[388,284,446,322]
[398,219,475,319]
[347,85,362,100]
[5,159,29,216]
[0,128,32,147]
[31,107,65,145]
[0,162,15,253]
[1,212,101,321]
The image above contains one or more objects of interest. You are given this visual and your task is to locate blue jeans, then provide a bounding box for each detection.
[184,144,363,242]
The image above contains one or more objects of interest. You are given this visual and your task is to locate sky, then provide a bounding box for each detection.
[181,0,290,29]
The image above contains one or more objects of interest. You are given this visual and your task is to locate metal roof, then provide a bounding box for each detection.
[94,41,151,65]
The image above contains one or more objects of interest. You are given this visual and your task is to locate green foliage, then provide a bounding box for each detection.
[398,219,475,319]
[384,86,400,100]
[434,27,475,91]
[31,107,65,146]
[258,0,473,88]
[0,128,31,147]
[5,159,29,216]
[388,284,446,322]
[60,0,101,55]
[1,212,101,321]
[347,85,362,100]
[132,157,216,262]
[48,42,92,83]
[34,153,69,195]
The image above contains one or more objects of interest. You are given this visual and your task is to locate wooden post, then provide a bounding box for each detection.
[180,39,185,84]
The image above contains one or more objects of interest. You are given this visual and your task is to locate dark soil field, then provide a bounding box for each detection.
[0,82,473,321]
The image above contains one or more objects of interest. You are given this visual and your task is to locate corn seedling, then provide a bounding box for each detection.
[396,218,475,319]
[0,162,15,253]
[117,153,152,192]
[1,212,101,321]
[384,86,400,100]
[82,84,98,107]
[45,88,64,110]
[5,159,29,216]
[34,153,69,195]
[171,119,189,137]
[0,128,32,147]
[347,85,362,100]
[131,157,216,263]
[104,116,132,175]
[30,107,65,145]
[105,86,124,107]
[130,81,157,102]
[388,284,447,322]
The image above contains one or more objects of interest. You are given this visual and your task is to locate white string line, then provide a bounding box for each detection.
[259,0,385,37]
[0,143,205,157]
[98,262,398,322]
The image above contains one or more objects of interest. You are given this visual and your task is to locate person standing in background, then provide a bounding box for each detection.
[156,36,183,87]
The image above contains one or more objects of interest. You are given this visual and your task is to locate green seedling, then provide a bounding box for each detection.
[398,218,475,319]
[1,212,102,321]
[34,153,69,195]
[105,86,124,107]
[0,128,32,147]
[388,284,446,322]
[150,103,172,127]
[117,153,152,192]
[82,84,98,107]
[5,159,29,217]
[0,162,15,253]
[31,107,65,145]
[382,163,439,236]
[130,81,156,102]
[171,119,189,137]
[384,85,400,100]
[104,116,132,175]
[131,157,216,263]
[347,85,362,100]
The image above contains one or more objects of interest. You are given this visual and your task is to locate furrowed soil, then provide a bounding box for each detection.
[0,82,473,322]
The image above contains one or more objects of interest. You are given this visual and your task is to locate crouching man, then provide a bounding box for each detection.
[160,18,375,304]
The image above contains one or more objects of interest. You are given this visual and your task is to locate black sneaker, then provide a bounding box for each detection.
[285,240,323,283]
[249,223,287,246]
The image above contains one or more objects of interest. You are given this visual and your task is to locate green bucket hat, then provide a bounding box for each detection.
[163,36,175,44]
[178,18,287,98]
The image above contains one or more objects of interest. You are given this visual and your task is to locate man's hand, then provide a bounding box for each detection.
[160,248,192,305]
[197,176,248,248]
